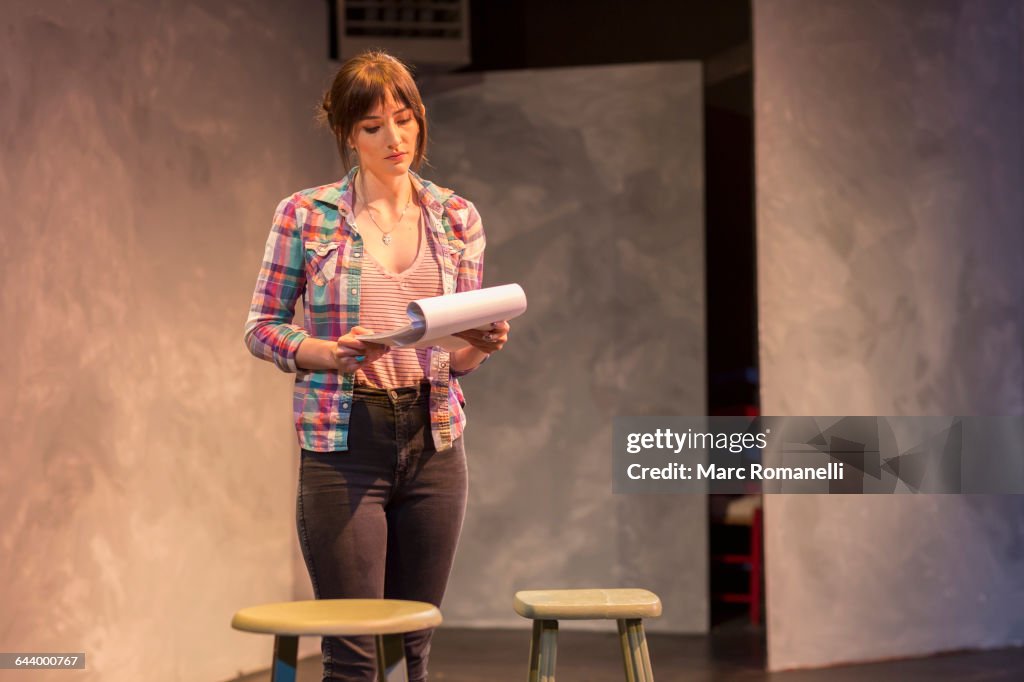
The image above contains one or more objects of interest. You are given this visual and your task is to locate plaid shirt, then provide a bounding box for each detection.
[245,166,486,452]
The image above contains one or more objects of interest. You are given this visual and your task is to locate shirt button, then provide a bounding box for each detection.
[354,252,361,258]
[351,288,357,295]
[341,402,349,410]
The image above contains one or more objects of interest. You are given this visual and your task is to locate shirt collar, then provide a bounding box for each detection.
[309,166,452,217]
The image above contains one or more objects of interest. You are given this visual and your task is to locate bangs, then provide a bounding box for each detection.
[345,68,419,123]
[323,50,428,171]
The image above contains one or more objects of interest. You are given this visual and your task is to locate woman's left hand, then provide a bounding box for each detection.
[454,320,510,354]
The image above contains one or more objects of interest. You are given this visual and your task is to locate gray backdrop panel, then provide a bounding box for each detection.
[0,1,339,680]
[756,0,1024,670]
[416,61,708,633]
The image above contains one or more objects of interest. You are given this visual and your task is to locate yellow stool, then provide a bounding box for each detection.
[513,588,662,682]
[231,598,442,682]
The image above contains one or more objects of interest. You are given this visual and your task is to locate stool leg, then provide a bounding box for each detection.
[618,619,654,682]
[375,633,409,682]
[631,620,654,682]
[528,620,542,682]
[528,619,558,682]
[617,620,637,682]
[270,635,298,682]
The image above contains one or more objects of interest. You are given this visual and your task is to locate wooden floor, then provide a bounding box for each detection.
[232,624,1024,681]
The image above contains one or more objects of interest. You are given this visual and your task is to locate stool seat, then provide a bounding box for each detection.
[514,588,662,620]
[232,599,441,637]
[232,599,442,682]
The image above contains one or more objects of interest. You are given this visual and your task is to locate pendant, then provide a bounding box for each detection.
[382,233,393,246]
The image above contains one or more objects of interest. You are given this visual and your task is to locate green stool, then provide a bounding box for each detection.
[513,588,662,682]
[231,598,442,682]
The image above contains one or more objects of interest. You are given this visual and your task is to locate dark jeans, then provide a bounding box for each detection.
[297,383,468,682]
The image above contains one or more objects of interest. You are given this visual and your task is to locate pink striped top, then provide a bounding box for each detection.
[356,210,444,389]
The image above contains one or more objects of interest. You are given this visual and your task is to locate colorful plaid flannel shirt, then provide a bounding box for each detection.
[244,166,486,452]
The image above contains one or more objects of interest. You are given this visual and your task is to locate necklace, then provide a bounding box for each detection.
[358,175,412,247]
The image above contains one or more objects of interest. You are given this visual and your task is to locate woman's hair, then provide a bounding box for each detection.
[319,50,427,171]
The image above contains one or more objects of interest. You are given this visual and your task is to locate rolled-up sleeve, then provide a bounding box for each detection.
[243,196,310,373]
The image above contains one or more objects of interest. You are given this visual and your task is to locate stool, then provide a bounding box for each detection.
[513,588,662,682]
[711,498,763,625]
[231,599,442,682]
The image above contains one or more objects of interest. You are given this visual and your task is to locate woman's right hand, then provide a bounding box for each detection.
[333,326,389,373]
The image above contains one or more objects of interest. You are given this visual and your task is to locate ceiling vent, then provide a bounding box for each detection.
[339,0,470,70]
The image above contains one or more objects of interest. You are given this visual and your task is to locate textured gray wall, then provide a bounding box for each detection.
[755,0,1024,670]
[0,2,336,680]
[417,63,708,633]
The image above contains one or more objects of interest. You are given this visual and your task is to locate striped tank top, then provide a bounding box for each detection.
[355,208,444,388]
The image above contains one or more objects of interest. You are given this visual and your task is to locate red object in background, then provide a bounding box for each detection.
[708,402,763,624]
[711,506,763,625]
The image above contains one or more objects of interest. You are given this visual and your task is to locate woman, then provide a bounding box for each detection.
[244,50,510,681]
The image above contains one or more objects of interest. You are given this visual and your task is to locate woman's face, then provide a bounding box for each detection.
[349,94,420,178]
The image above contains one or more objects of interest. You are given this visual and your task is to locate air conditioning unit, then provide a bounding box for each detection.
[339,0,470,70]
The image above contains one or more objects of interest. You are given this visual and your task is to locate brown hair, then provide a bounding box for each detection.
[319,51,427,172]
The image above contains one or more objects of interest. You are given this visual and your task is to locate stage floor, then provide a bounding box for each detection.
[232,624,1024,681]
